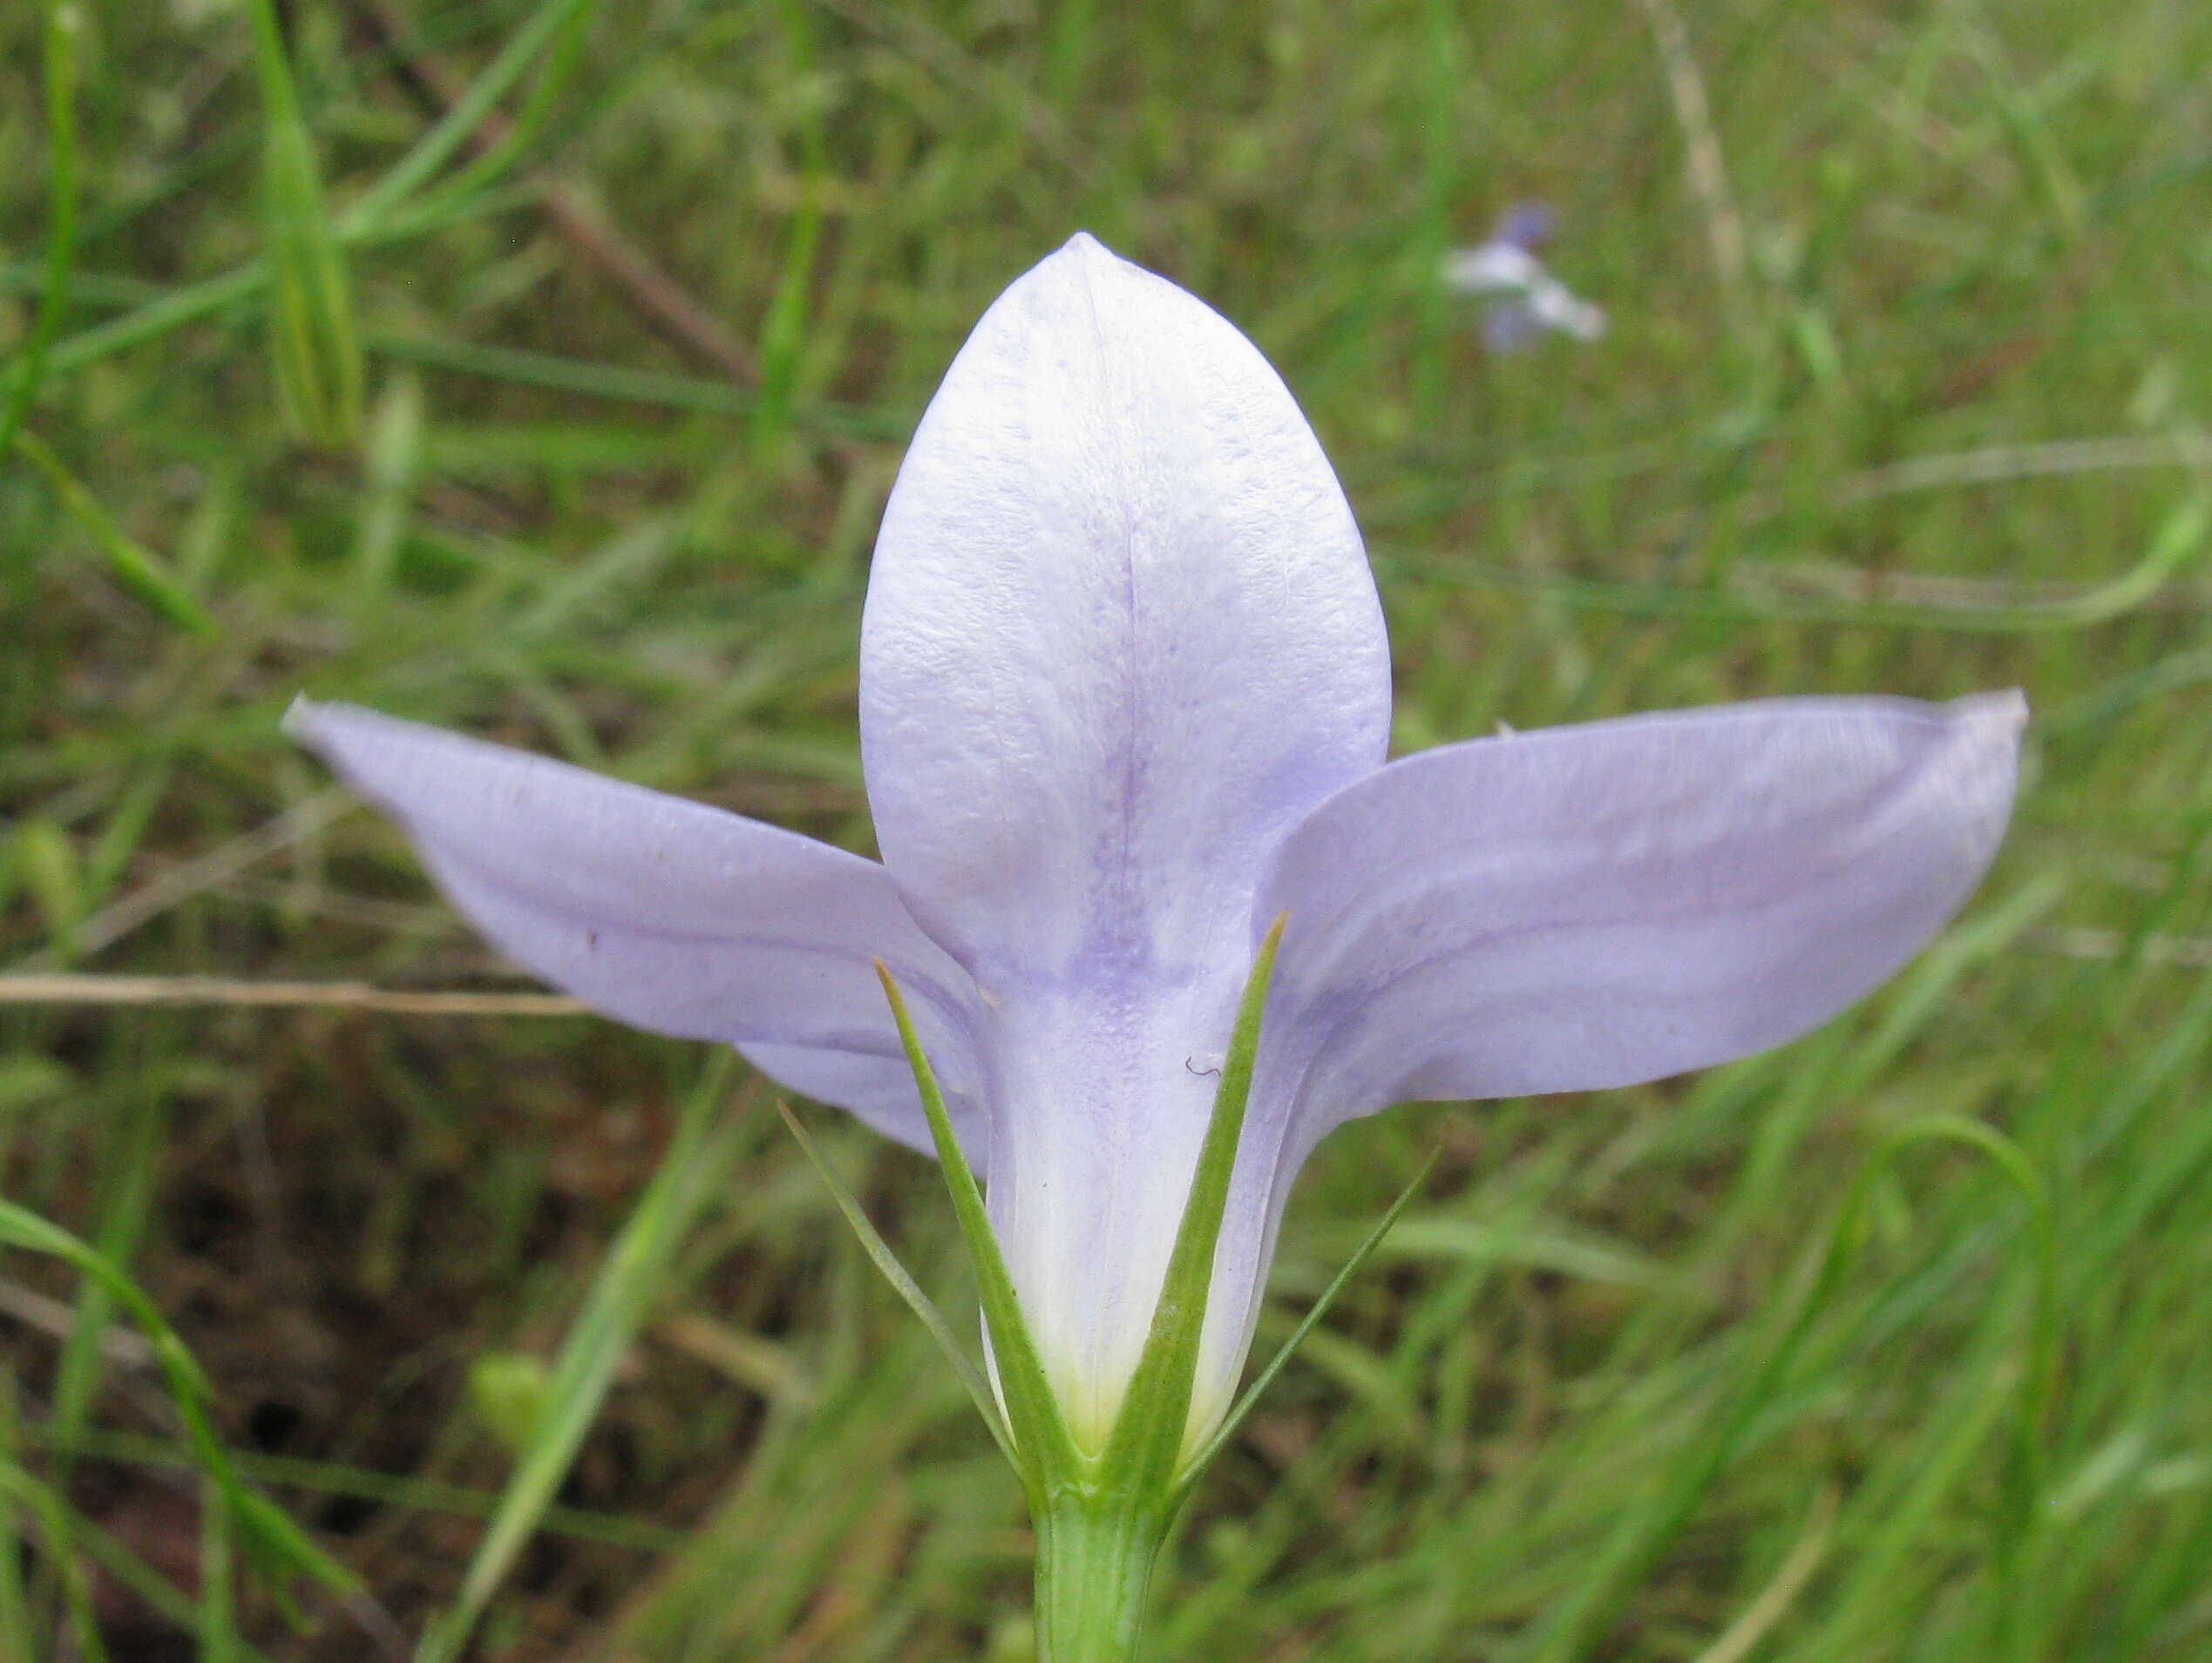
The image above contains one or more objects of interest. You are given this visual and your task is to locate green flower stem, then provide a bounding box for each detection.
[1033,1491,1172,1663]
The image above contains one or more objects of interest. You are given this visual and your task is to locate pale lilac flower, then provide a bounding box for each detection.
[1445,203,1606,348]
[290,234,2021,1455]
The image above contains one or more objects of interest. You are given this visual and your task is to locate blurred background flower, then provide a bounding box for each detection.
[1443,203,1608,349]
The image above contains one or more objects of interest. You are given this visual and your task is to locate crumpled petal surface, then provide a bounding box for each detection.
[288,701,979,1147]
[1257,692,2026,1134]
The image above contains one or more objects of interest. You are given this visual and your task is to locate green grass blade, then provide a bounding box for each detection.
[344,0,600,234]
[23,1477,279,1663]
[412,1052,741,1663]
[362,329,905,435]
[24,1422,687,1554]
[41,262,267,378]
[414,0,601,216]
[1179,1143,1440,1487]
[750,0,825,454]
[1517,1116,2054,1663]
[0,1379,37,1663]
[199,1474,239,1663]
[1383,488,2207,636]
[876,964,1075,1488]
[245,0,362,445]
[0,1459,111,1663]
[349,372,425,603]
[777,1101,1016,1467]
[0,1498,24,1663]
[51,1074,167,1480]
[22,0,586,398]
[1102,917,1285,1491]
[0,1201,354,1610]
[12,430,215,635]
[0,0,80,460]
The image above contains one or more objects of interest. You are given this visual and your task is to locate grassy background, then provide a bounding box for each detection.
[4,0,2212,1658]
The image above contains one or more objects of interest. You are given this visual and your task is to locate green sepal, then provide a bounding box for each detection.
[876,963,1077,1494]
[1099,916,1286,1495]
[1176,1142,1440,1492]
[777,1099,1018,1469]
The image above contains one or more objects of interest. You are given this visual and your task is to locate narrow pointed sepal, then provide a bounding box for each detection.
[1100,917,1286,1490]
[776,1101,1016,1469]
[1176,1144,1439,1495]
[876,961,1078,1491]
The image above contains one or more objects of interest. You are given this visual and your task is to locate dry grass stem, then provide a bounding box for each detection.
[0,974,588,1016]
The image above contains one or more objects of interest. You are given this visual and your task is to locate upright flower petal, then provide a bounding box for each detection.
[289,701,979,1149]
[1258,693,2025,1129]
[858,233,1391,980]
[855,235,1392,1442]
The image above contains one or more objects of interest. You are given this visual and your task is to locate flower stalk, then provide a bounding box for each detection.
[1032,1493,1170,1663]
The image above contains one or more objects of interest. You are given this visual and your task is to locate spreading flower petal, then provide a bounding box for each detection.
[288,700,978,1144]
[735,1041,981,1157]
[858,233,1392,984]
[1259,693,2025,1128]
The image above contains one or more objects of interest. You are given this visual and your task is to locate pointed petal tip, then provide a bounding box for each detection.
[1944,688,2028,862]
[1937,689,2028,815]
[862,226,1392,975]
[280,693,321,741]
[282,695,392,756]
[1959,687,2029,735]
[279,698,427,794]
[1032,229,1135,291]
[283,696,380,776]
